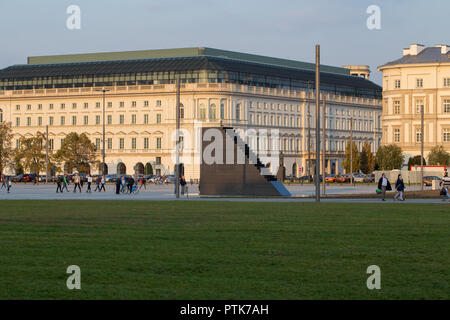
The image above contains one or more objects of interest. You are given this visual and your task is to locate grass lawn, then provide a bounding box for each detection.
[0,200,448,300]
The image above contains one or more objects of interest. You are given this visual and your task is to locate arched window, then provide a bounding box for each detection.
[209,104,216,120]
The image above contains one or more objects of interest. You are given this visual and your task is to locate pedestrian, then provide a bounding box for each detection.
[377,173,392,201]
[1,175,6,190]
[94,175,101,192]
[6,176,12,193]
[127,176,135,193]
[440,181,449,202]
[180,175,187,195]
[56,175,63,193]
[100,175,106,192]
[73,174,81,193]
[394,174,405,201]
[62,174,69,192]
[138,176,146,191]
[120,176,126,193]
[86,174,92,193]
[115,177,121,194]
[443,171,450,187]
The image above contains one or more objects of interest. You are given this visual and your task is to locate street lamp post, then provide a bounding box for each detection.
[95,88,110,175]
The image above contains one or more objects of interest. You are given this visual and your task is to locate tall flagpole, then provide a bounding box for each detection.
[315,45,321,202]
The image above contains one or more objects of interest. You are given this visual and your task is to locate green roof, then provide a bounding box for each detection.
[27,47,350,76]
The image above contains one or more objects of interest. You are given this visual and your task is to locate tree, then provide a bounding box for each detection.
[407,155,427,170]
[53,133,98,174]
[360,141,375,174]
[343,141,360,173]
[0,122,13,175]
[14,132,47,174]
[375,144,404,170]
[427,145,450,166]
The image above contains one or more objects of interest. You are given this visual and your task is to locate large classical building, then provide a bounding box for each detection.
[0,47,382,179]
[378,44,450,161]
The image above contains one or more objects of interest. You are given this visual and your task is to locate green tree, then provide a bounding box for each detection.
[343,141,360,173]
[53,133,98,174]
[427,145,450,165]
[0,122,13,175]
[15,132,47,173]
[375,144,404,170]
[359,140,375,174]
[407,155,426,170]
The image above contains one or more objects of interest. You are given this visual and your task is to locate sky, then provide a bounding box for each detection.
[0,0,449,85]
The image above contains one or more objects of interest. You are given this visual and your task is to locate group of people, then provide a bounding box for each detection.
[0,175,12,193]
[115,175,147,194]
[55,174,106,193]
[377,172,449,202]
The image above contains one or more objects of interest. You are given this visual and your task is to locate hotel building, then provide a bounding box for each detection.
[378,44,450,161]
[0,47,382,179]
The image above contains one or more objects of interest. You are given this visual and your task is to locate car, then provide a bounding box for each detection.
[105,174,118,183]
[335,174,350,183]
[298,175,313,182]
[164,175,176,183]
[12,174,24,182]
[284,175,298,182]
[353,173,365,183]
[325,174,336,183]
[422,176,442,187]
[363,174,375,183]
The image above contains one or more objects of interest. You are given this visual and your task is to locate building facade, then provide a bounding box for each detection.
[0,47,382,179]
[378,44,450,161]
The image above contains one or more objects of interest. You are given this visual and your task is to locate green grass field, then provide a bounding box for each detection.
[0,200,448,300]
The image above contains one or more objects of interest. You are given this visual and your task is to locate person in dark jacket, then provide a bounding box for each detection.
[377,173,392,201]
[115,177,121,195]
[394,174,405,201]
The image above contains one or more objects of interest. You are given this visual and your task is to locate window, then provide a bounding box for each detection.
[131,138,136,149]
[144,101,149,107]
[199,104,206,120]
[235,103,241,121]
[156,157,161,165]
[394,128,400,142]
[119,138,124,149]
[61,103,65,109]
[61,116,65,125]
[83,115,88,125]
[119,115,124,124]
[131,114,136,124]
[444,129,450,142]
[394,100,401,114]
[144,114,149,124]
[95,138,100,150]
[49,116,54,126]
[96,115,101,125]
[72,116,77,125]
[444,99,450,113]
[144,137,149,149]
[107,138,112,149]
[156,137,161,149]
[444,78,450,87]
[415,100,424,114]
[27,117,31,126]
[0,109,3,122]
[107,115,112,124]
[119,101,124,107]
[27,104,31,110]
[38,104,42,110]
[49,139,54,151]
[180,104,184,119]
[132,101,137,107]
[220,103,225,119]
[72,103,77,109]
[415,129,422,142]
[107,102,112,108]
[16,105,20,111]
[416,79,423,88]
[38,117,42,126]
[394,80,401,89]
[156,100,162,106]
[156,114,161,123]
[209,104,216,120]
[96,102,100,108]
[49,104,54,110]
[16,117,21,126]
[84,103,89,109]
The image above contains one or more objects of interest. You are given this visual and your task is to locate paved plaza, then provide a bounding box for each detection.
[0,182,445,204]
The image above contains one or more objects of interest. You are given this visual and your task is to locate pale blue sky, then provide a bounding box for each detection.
[0,0,448,84]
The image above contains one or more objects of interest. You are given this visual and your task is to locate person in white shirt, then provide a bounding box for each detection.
[86,174,93,193]
[377,173,392,201]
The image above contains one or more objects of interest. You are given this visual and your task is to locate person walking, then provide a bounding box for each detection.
[62,174,69,192]
[94,175,101,192]
[127,176,135,194]
[1,175,6,190]
[115,177,121,195]
[73,174,81,193]
[377,173,392,201]
[86,174,92,193]
[394,174,405,201]
[440,181,449,202]
[6,176,12,193]
[56,175,63,193]
[100,175,106,192]
[120,176,126,193]
[180,176,187,195]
